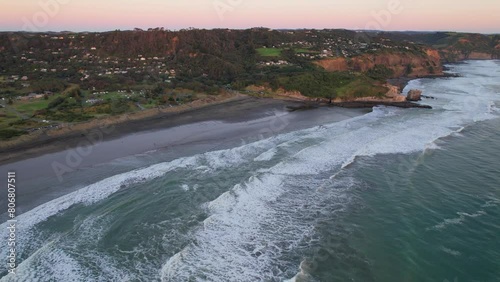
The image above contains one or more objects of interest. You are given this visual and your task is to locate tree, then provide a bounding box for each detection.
[367,64,395,81]
[405,64,413,76]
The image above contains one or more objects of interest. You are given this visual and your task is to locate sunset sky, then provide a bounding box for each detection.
[0,0,499,33]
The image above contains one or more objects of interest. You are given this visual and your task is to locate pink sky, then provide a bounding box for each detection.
[0,0,499,33]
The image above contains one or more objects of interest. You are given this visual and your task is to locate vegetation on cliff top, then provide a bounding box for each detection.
[0,28,498,139]
[277,71,387,101]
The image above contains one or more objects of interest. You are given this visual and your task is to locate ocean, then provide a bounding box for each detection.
[1,60,499,281]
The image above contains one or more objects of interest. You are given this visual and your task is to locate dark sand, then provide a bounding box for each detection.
[0,97,301,165]
[0,97,369,219]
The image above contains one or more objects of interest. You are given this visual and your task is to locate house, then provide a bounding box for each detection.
[26,93,44,99]
[86,98,103,104]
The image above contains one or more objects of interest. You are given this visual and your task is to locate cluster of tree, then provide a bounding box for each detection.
[278,71,354,101]
[37,86,90,121]
[366,64,395,81]
[0,128,24,140]
[0,29,377,87]
[31,78,66,93]
[1,29,498,100]
[276,69,389,101]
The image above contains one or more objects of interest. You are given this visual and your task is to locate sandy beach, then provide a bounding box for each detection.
[0,96,369,217]
[0,95,303,165]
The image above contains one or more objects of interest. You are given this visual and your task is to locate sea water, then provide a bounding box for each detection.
[1,60,499,281]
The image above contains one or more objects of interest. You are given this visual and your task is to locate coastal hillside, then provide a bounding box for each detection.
[315,48,442,77]
[0,28,498,140]
[379,31,500,61]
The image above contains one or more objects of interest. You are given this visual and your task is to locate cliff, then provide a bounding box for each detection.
[315,49,443,78]
[440,50,498,62]
[379,31,500,63]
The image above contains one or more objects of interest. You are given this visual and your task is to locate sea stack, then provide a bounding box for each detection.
[407,89,423,101]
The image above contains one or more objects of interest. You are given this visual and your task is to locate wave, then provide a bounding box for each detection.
[161,62,500,281]
[253,147,278,162]
[0,156,199,279]
[427,210,487,231]
[3,61,500,281]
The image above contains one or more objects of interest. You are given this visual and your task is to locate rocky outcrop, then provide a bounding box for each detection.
[352,84,406,103]
[384,84,407,102]
[406,89,423,101]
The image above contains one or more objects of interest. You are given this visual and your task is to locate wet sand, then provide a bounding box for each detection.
[0,96,302,165]
[0,97,369,219]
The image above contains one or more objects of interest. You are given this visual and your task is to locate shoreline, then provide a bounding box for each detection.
[0,69,449,165]
[387,72,461,91]
[0,95,305,165]
[0,101,368,217]
[0,92,432,165]
[330,101,432,109]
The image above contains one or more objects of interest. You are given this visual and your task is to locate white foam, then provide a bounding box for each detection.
[2,156,196,229]
[4,60,500,281]
[481,198,500,208]
[161,173,288,281]
[0,156,198,276]
[284,259,317,282]
[161,61,500,281]
[0,247,90,282]
[428,210,487,231]
[441,247,462,257]
[254,147,278,162]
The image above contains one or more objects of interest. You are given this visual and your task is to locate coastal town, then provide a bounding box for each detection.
[1,1,500,281]
[0,28,498,139]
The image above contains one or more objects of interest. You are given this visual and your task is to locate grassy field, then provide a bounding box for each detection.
[0,97,53,124]
[14,98,53,113]
[0,96,59,128]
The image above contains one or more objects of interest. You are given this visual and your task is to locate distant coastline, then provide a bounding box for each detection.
[2,28,498,163]
[0,70,465,165]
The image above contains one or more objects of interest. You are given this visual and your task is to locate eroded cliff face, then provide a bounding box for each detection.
[440,50,497,62]
[314,57,348,72]
[315,49,444,77]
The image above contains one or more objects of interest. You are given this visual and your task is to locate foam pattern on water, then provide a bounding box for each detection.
[1,60,500,281]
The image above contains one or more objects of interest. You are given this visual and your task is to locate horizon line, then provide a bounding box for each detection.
[0,27,499,35]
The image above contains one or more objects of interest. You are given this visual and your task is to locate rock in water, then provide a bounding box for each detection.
[407,89,423,101]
